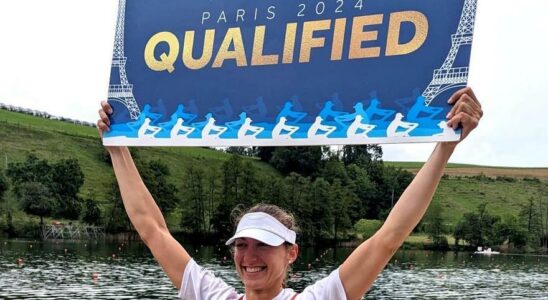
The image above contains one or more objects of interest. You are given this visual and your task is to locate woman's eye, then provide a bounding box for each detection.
[235,243,245,248]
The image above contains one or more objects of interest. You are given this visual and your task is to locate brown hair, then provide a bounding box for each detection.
[232,203,300,236]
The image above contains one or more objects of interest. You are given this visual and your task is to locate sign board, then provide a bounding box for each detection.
[103,0,477,146]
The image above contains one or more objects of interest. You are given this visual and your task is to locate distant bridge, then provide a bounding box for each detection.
[42,224,105,240]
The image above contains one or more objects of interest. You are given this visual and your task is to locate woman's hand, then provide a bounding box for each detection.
[446,87,483,142]
[97,101,125,154]
[96,100,112,138]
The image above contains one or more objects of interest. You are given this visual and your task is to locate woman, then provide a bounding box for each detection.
[97,87,483,300]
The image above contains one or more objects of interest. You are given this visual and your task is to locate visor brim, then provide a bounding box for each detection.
[225,228,286,246]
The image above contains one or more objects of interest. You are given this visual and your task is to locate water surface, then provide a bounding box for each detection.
[1,239,546,299]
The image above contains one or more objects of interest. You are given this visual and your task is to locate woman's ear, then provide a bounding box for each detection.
[288,244,299,263]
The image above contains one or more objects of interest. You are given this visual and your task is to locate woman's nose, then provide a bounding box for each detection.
[241,246,260,258]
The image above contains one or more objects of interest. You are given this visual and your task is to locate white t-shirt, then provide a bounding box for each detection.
[178,259,347,300]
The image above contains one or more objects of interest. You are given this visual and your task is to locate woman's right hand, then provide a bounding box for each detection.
[97,101,125,154]
[96,100,112,138]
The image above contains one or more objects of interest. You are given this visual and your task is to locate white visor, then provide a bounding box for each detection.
[225,212,296,246]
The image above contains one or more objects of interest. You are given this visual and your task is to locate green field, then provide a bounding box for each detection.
[1,109,546,229]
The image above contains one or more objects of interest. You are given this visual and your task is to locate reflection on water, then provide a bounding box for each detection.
[1,239,547,299]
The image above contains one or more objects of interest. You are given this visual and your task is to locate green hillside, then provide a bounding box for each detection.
[0,109,279,202]
[433,176,545,226]
[1,109,545,230]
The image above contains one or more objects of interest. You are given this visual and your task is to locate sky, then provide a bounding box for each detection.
[0,0,547,167]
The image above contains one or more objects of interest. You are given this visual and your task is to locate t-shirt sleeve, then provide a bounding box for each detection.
[178,259,240,300]
[298,268,347,300]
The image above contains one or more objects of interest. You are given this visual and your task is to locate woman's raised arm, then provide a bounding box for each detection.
[97,101,191,289]
[339,87,483,300]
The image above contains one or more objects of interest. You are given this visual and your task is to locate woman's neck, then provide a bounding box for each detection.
[245,286,284,300]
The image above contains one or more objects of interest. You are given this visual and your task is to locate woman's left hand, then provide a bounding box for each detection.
[446,87,483,142]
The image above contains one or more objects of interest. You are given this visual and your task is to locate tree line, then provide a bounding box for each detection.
[0,146,413,245]
[105,145,414,245]
[1,146,546,252]
[423,188,548,251]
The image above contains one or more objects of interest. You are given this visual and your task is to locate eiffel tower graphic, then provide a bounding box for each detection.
[422,0,477,105]
[108,0,141,119]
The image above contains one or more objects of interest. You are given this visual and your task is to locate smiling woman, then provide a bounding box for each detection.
[96,87,483,300]
[179,204,346,300]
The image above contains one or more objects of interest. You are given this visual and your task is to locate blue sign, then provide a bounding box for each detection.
[103,0,477,146]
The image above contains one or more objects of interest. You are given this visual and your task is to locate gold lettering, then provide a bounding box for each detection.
[282,23,297,64]
[299,20,332,63]
[349,15,383,59]
[144,32,179,73]
[182,29,215,70]
[212,28,248,68]
[386,11,428,56]
[331,18,347,61]
[251,26,279,66]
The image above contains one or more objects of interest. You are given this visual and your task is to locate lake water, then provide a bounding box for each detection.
[1,239,547,299]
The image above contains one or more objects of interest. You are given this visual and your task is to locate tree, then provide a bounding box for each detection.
[330,179,353,240]
[181,165,207,233]
[341,145,383,166]
[0,171,7,206]
[6,154,52,195]
[82,197,102,225]
[319,159,349,185]
[423,201,448,248]
[269,147,324,177]
[284,173,312,242]
[309,177,334,242]
[241,161,259,207]
[519,197,548,249]
[256,147,275,162]
[19,182,56,227]
[454,203,501,248]
[346,164,376,220]
[262,177,286,207]
[6,155,85,219]
[139,159,179,215]
[105,182,131,233]
[494,215,527,249]
[212,154,245,239]
[205,175,217,233]
[226,147,253,156]
[51,158,84,219]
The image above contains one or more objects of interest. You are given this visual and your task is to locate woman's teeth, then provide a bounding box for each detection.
[245,266,265,273]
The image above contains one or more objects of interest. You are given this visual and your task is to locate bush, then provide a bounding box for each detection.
[354,219,382,239]
[495,176,516,183]
[523,177,541,184]
[430,235,449,250]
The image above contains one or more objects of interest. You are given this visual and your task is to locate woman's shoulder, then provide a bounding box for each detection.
[297,268,347,300]
[179,259,240,300]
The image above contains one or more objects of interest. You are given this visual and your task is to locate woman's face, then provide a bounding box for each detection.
[233,237,298,292]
